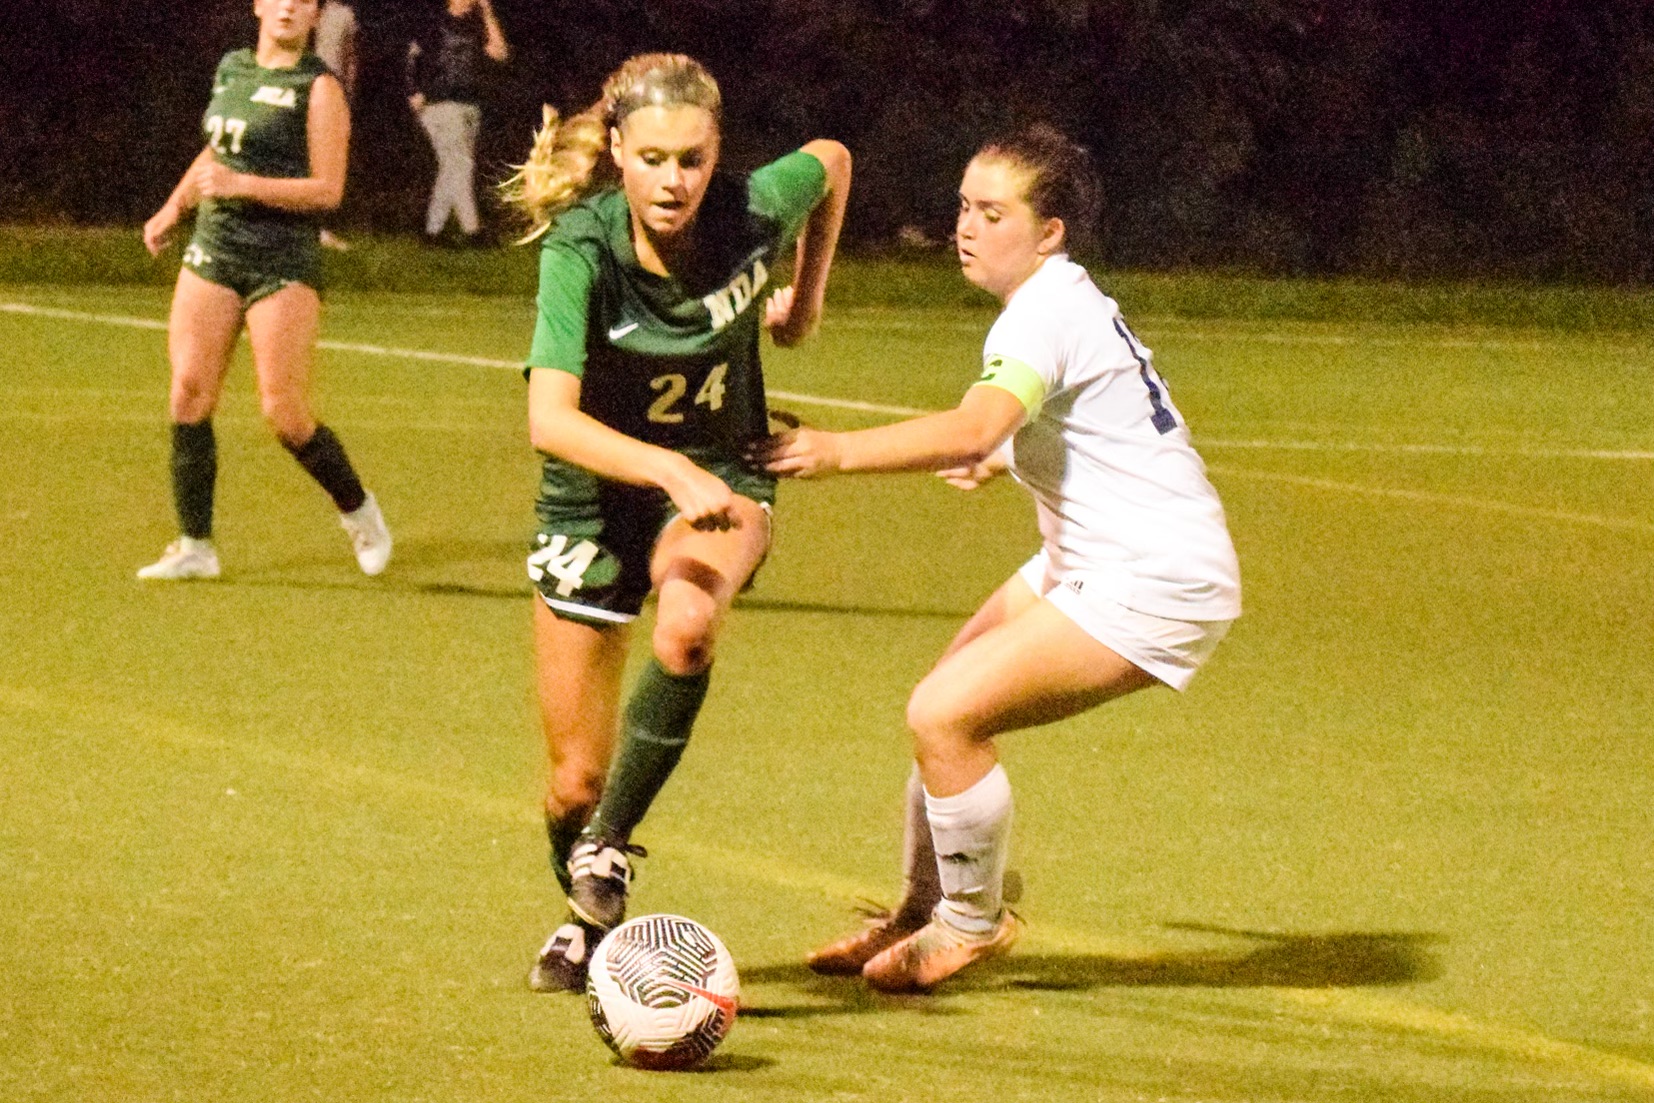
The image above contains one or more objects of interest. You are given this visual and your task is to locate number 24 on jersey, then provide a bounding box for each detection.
[647,363,727,424]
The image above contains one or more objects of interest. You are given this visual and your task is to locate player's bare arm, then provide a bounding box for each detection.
[755,384,1025,478]
[528,368,736,529]
[765,139,851,348]
[144,147,215,255]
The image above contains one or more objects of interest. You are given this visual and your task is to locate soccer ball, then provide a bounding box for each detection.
[586,914,740,1070]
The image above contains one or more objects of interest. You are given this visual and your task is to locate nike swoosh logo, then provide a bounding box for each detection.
[608,321,639,340]
[659,978,738,1015]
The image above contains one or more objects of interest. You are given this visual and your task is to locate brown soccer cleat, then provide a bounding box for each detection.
[861,910,1022,992]
[805,910,929,976]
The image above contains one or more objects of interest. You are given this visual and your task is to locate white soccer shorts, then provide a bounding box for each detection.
[1017,551,1232,691]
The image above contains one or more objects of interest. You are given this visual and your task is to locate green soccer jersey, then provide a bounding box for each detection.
[526,150,828,456]
[193,48,328,261]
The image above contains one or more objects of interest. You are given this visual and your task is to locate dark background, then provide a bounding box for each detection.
[4,0,1652,281]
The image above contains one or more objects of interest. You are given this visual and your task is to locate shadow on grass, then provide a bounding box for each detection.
[736,965,969,1019]
[736,597,970,621]
[207,535,526,600]
[224,574,531,600]
[604,1052,777,1073]
[220,575,971,616]
[218,560,973,618]
[735,924,1442,1018]
[988,925,1444,992]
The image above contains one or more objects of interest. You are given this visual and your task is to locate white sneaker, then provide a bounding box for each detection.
[136,537,221,581]
[340,492,392,576]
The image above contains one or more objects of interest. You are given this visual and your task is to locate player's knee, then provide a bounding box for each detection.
[169,376,215,421]
[905,682,946,743]
[652,596,717,675]
[261,397,313,446]
[906,678,973,752]
[651,626,713,677]
[548,762,605,812]
[546,793,595,828]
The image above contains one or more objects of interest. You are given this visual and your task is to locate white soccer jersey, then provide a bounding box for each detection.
[980,256,1242,620]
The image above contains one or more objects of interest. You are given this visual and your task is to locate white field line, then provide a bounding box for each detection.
[826,309,1654,354]
[0,300,928,419]
[766,391,928,417]
[1201,438,1654,462]
[4,299,1649,458]
[829,311,1550,349]
[1136,325,1650,353]
[1209,464,1654,536]
[1,300,169,331]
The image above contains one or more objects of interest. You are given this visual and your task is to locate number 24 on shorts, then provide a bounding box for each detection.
[528,535,601,597]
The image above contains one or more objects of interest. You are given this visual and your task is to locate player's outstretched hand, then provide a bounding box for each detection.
[937,452,1007,491]
[749,427,843,479]
[662,455,739,531]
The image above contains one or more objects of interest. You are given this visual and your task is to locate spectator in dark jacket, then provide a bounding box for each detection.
[407,0,509,244]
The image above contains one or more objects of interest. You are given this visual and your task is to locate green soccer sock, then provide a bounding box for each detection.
[171,420,217,540]
[546,811,588,896]
[587,660,710,844]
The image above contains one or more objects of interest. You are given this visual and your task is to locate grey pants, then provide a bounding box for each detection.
[419,100,482,236]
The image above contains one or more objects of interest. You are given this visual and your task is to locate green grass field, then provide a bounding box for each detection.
[3,263,1653,1102]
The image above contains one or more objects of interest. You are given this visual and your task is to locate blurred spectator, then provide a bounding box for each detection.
[407,0,510,245]
[313,0,358,250]
[314,0,359,98]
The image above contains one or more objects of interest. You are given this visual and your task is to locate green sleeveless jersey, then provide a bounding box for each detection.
[527,150,826,466]
[193,48,329,261]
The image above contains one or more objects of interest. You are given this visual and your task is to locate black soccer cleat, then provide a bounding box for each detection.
[566,837,646,931]
[528,920,600,993]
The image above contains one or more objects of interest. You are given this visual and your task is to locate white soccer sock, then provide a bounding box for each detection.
[896,766,941,924]
[924,764,1013,935]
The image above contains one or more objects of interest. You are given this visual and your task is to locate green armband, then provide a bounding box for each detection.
[971,354,1046,420]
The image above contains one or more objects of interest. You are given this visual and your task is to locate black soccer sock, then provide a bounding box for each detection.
[547,810,588,896]
[171,420,217,540]
[283,424,367,514]
[587,660,711,843]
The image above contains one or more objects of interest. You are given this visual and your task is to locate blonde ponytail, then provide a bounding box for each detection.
[501,104,612,242]
[502,54,721,243]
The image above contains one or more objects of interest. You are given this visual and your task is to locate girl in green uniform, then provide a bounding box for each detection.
[139,0,390,581]
[502,52,851,991]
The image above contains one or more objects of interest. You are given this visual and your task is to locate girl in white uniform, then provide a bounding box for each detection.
[753,124,1240,991]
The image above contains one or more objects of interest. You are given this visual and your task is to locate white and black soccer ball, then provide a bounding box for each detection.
[586,914,740,1070]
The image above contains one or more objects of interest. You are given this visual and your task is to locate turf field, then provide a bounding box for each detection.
[2,272,1652,1102]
